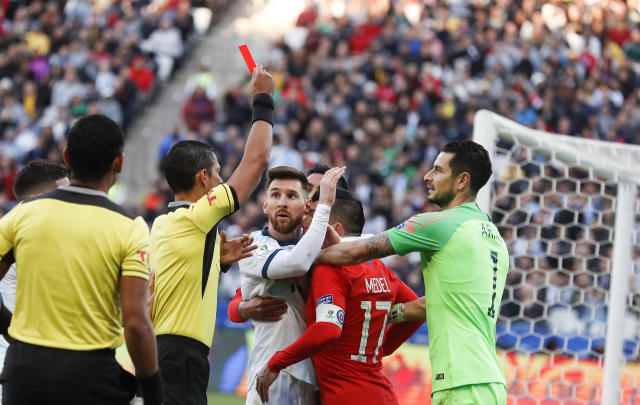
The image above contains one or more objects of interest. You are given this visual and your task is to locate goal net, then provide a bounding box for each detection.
[473,110,640,405]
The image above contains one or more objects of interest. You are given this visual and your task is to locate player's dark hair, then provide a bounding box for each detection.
[13,160,69,201]
[66,114,124,182]
[441,140,492,194]
[307,164,348,190]
[267,166,309,195]
[162,140,217,193]
[330,189,365,236]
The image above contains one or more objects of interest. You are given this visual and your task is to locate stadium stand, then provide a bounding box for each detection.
[0,0,228,213]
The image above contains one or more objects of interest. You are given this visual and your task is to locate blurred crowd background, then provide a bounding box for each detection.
[1,0,639,359]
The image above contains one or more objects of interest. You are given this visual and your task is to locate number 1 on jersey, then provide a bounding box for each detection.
[351,300,391,363]
[487,250,498,318]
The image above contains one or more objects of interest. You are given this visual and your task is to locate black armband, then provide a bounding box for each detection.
[251,93,275,126]
[0,304,12,335]
[138,370,164,405]
[221,263,232,273]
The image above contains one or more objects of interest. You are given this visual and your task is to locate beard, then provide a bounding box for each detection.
[427,185,456,208]
[268,211,304,234]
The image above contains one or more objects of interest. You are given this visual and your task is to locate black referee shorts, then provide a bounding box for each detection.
[0,340,136,405]
[158,334,210,405]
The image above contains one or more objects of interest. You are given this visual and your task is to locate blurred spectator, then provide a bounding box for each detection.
[181,87,215,131]
[141,16,184,82]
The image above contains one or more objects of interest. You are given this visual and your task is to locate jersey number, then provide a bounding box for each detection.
[487,250,498,318]
[351,300,391,363]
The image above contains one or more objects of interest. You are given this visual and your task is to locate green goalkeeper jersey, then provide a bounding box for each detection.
[387,202,508,393]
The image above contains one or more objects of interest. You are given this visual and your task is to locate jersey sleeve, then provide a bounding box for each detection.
[311,264,348,330]
[238,243,282,279]
[121,217,151,280]
[187,183,239,233]
[0,205,19,266]
[386,212,452,256]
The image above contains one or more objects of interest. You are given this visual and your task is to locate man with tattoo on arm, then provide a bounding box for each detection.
[318,141,510,405]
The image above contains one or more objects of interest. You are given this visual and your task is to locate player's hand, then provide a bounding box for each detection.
[147,271,155,321]
[220,231,257,265]
[256,365,279,402]
[238,296,287,322]
[322,224,340,248]
[318,166,346,207]
[251,63,275,96]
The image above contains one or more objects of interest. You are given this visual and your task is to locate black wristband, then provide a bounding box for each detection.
[0,305,12,335]
[252,93,274,126]
[221,263,232,273]
[138,371,164,405]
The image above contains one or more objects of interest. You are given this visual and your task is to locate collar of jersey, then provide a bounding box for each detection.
[261,227,298,246]
[60,185,108,198]
[168,200,192,208]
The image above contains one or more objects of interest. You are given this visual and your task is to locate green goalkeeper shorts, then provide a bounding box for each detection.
[432,382,507,405]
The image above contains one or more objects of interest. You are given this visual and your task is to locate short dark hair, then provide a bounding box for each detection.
[306,164,348,189]
[267,166,309,194]
[162,140,217,193]
[441,140,492,194]
[330,189,365,236]
[13,160,69,201]
[66,115,124,182]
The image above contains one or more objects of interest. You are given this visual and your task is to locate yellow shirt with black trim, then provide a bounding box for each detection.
[0,185,150,351]
[150,183,238,347]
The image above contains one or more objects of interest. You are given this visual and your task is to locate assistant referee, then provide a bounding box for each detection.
[0,115,163,405]
[150,64,275,405]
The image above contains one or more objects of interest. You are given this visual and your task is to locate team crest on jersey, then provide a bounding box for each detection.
[317,294,333,305]
[255,244,270,257]
[337,309,344,325]
[395,222,406,230]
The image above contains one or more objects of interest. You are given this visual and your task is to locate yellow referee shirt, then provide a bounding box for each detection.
[0,186,150,350]
[150,183,238,347]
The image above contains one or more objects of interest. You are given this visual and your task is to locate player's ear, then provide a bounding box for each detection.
[112,153,124,174]
[304,199,313,215]
[63,147,71,168]
[333,222,345,237]
[458,172,470,192]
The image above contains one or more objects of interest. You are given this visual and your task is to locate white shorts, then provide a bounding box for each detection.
[246,372,317,405]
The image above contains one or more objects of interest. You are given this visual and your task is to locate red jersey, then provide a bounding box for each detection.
[268,259,421,405]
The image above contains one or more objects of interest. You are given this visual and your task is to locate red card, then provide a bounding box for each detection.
[238,44,256,74]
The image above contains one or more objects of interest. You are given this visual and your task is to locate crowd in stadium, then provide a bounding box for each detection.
[139,0,640,356]
[0,0,220,211]
[0,0,639,360]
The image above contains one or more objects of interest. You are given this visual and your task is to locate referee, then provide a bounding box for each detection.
[150,64,275,405]
[0,115,163,405]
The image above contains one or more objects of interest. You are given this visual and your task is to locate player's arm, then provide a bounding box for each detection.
[256,167,345,279]
[382,281,424,356]
[317,231,396,266]
[227,287,287,323]
[226,64,275,206]
[121,219,163,405]
[0,207,18,336]
[256,265,347,402]
[388,297,426,323]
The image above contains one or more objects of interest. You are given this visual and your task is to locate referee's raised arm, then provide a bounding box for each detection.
[226,63,276,205]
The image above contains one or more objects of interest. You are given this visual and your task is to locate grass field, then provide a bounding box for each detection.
[207,391,245,404]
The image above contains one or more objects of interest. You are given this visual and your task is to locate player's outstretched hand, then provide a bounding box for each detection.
[256,365,279,402]
[251,63,275,96]
[238,296,287,322]
[318,166,346,207]
[220,231,257,265]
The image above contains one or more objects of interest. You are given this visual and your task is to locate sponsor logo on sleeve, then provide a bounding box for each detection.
[395,222,406,230]
[317,294,333,305]
[337,309,344,325]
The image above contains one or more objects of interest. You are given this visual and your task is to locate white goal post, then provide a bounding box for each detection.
[473,109,640,405]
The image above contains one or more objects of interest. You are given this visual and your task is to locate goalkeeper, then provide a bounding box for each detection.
[319,140,509,405]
